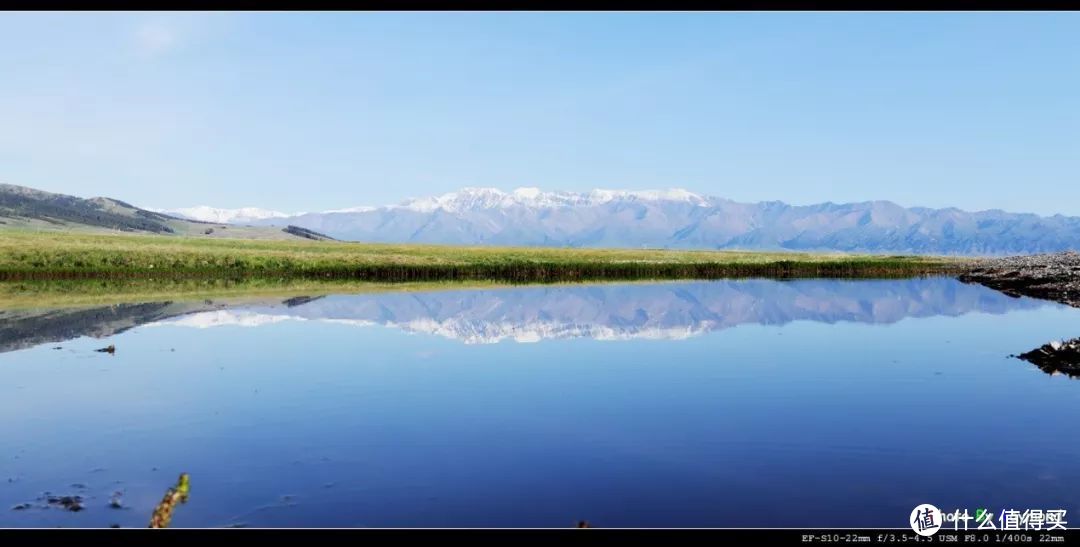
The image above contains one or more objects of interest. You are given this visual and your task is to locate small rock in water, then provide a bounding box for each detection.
[11,503,31,511]
[95,345,116,354]
[44,494,85,512]
[52,346,62,350]
[1017,337,1080,377]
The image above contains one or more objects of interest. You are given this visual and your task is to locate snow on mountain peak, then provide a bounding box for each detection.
[632,188,709,204]
[322,206,377,214]
[586,188,709,206]
[152,206,292,224]
[157,187,714,221]
[395,187,712,212]
[512,187,542,199]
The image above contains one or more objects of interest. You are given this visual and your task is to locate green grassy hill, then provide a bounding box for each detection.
[0,183,317,241]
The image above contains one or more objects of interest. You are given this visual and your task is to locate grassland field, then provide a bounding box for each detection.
[0,230,967,287]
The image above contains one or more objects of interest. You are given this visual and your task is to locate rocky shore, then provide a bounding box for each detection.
[958,251,1080,377]
[958,251,1080,308]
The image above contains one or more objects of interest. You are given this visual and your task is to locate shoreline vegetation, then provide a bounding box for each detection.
[0,230,966,286]
[0,278,521,309]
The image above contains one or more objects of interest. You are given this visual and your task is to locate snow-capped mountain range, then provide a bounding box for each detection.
[393,187,712,212]
[156,187,710,220]
[154,187,1080,255]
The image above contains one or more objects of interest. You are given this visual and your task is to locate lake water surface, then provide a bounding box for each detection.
[2,278,1079,528]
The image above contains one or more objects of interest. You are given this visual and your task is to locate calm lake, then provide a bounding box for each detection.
[2,278,1079,528]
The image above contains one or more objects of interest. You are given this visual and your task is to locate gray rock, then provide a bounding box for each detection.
[958,251,1080,307]
[1017,337,1080,378]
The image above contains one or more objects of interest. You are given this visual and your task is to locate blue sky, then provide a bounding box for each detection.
[0,12,1077,214]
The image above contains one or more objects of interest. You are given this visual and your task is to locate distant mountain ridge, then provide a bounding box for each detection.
[161,187,1080,255]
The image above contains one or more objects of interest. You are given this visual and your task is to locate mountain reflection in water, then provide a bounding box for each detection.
[2,276,1079,528]
[0,278,1050,352]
